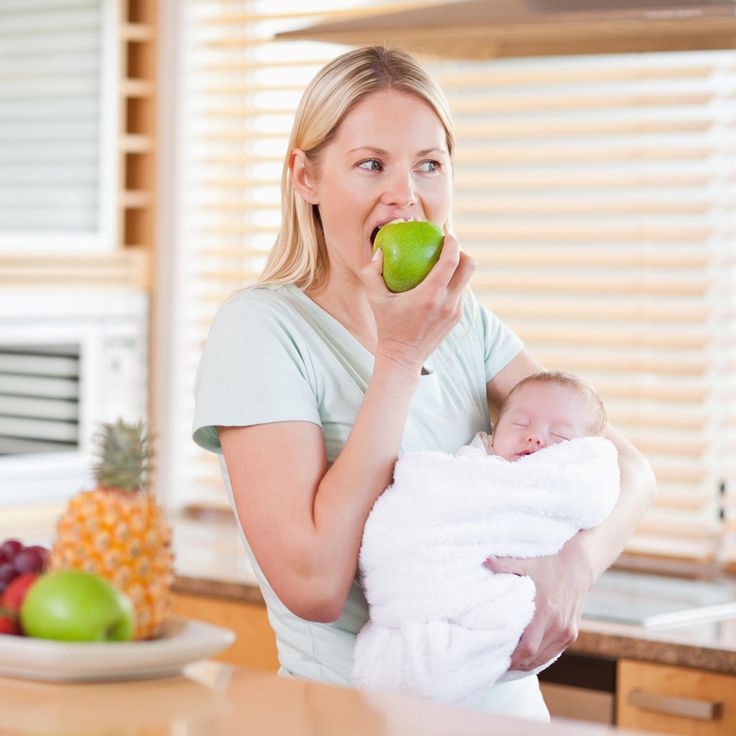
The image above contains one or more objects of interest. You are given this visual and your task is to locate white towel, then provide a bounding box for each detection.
[352,436,620,707]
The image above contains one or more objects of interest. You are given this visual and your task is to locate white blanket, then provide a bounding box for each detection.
[352,436,620,707]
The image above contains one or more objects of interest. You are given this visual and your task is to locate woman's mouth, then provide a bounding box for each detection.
[370,217,416,246]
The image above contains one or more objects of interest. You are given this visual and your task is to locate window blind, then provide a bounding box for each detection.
[0,0,115,249]
[172,0,736,570]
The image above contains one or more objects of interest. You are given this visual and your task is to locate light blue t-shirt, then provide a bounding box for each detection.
[193,284,549,720]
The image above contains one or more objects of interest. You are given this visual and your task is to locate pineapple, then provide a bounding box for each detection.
[51,420,174,640]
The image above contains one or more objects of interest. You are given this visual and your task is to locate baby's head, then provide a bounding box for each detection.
[490,371,607,461]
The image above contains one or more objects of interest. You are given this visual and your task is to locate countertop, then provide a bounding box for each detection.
[171,514,736,676]
[0,659,653,735]
[5,506,736,676]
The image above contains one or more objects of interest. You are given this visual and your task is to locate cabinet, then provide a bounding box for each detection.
[171,592,279,671]
[617,659,736,736]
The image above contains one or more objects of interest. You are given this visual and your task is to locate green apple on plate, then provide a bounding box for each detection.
[372,220,444,293]
[20,570,135,642]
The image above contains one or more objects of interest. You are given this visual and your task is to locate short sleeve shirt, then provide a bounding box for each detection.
[192,285,547,718]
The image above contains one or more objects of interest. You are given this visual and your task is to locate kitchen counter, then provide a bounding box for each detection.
[0,659,652,735]
[171,514,736,676]
[5,506,736,676]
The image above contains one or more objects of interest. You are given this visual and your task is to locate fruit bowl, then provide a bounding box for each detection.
[0,616,235,682]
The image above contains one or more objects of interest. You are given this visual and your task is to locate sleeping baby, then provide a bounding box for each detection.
[352,371,620,707]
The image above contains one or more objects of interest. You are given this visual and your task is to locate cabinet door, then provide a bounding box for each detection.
[172,593,279,671]
[618,659,736,736]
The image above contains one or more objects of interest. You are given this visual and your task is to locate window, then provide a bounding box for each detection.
[169,0,736,572]
[0,0,119,252]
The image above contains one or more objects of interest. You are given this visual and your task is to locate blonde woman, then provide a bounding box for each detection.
[193,46,655,720]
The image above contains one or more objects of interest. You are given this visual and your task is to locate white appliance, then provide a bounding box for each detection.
[0,289,148,506]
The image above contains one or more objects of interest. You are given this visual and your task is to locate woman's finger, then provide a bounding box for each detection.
[359,247,390,296]
[447,250,477,295]
[510,623,545,670]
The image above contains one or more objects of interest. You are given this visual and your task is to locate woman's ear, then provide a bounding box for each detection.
[290,148,319,205]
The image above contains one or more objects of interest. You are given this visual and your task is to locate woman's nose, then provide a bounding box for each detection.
[381,171,417,208]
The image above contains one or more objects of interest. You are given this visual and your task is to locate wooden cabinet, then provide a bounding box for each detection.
[171,592,279,672]
[617,659,736,736]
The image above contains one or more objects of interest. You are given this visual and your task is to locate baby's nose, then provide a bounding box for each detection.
[526,432,545,447]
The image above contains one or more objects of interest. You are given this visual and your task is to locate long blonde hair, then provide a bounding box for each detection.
[257,46,456,291]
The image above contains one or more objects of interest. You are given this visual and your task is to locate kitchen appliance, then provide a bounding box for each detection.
[0,289,147,506]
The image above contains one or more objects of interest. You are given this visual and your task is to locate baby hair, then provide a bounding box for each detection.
[502,371,608,436]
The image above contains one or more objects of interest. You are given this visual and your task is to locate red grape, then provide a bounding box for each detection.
[0,539,23,560]
[26,545,49,572]
[0,561,15,586]
[12,548,44,574]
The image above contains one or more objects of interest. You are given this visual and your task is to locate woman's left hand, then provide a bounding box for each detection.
[484,534,595,671]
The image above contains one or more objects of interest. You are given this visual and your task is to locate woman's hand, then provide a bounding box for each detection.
[360,233,476,373]
[484,534,595,671]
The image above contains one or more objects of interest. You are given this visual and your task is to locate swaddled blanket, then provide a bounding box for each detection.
[352,436,620,707]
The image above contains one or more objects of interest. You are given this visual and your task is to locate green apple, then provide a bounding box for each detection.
[20,570,135,642]
[372,220,444,293]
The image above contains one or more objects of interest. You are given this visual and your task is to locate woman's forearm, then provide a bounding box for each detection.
[572,424,657,583]
[307,353,421,613]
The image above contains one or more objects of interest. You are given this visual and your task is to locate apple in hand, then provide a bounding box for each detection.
[20,570,135,642]
[372,220,444,293]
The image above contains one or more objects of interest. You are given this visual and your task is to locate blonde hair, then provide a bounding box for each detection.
[257,46,456,291]
[501,371,608,436]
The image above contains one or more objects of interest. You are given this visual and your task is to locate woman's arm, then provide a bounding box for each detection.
[220,237,476,623]
[483,351,657,670]
[219,353,419,623]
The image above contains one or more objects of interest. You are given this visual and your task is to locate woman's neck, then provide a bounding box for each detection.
[305,271,377,353]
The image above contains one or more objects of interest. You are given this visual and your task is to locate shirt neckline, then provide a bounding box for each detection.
[284,284,435,377]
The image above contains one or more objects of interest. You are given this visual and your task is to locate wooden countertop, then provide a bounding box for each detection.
[0,659,651,735]
[171,515,736,676]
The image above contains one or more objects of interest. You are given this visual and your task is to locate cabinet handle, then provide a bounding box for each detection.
[628,689,722,721]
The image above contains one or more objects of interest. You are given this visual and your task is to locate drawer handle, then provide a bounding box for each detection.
[628,689,722,721]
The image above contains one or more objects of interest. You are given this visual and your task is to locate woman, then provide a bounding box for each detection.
[193,46,655,720]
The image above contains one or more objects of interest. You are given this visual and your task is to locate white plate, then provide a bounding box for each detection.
[0,616,235,682]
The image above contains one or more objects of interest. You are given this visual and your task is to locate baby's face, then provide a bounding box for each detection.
[491,382,592,461]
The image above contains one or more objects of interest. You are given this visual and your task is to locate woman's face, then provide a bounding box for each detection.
[301,89,453,281]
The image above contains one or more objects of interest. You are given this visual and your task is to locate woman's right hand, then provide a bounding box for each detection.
[360,233,477,373]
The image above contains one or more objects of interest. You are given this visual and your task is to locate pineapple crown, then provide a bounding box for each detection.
[92,419,154,492]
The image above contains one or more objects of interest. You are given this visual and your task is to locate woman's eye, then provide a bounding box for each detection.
[357,159,382,172]
[417,160,440,173]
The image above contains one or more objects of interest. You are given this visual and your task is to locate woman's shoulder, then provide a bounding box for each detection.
[213,284,301,327]
[220,283,291,311]
[449,291,495,340]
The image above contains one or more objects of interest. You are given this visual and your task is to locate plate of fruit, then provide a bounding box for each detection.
[0,421,236,682]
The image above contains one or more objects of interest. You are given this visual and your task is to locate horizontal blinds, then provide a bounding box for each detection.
[0,0,103,234]
[173,0,409,510]
[0,345,81,454]
[444,51,735,566]
[175,2,736,569]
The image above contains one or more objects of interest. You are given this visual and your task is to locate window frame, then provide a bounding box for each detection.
[0,0,120,254]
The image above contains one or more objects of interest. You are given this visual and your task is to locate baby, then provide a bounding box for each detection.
[465,370,608,461]
[353,370,619,707]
